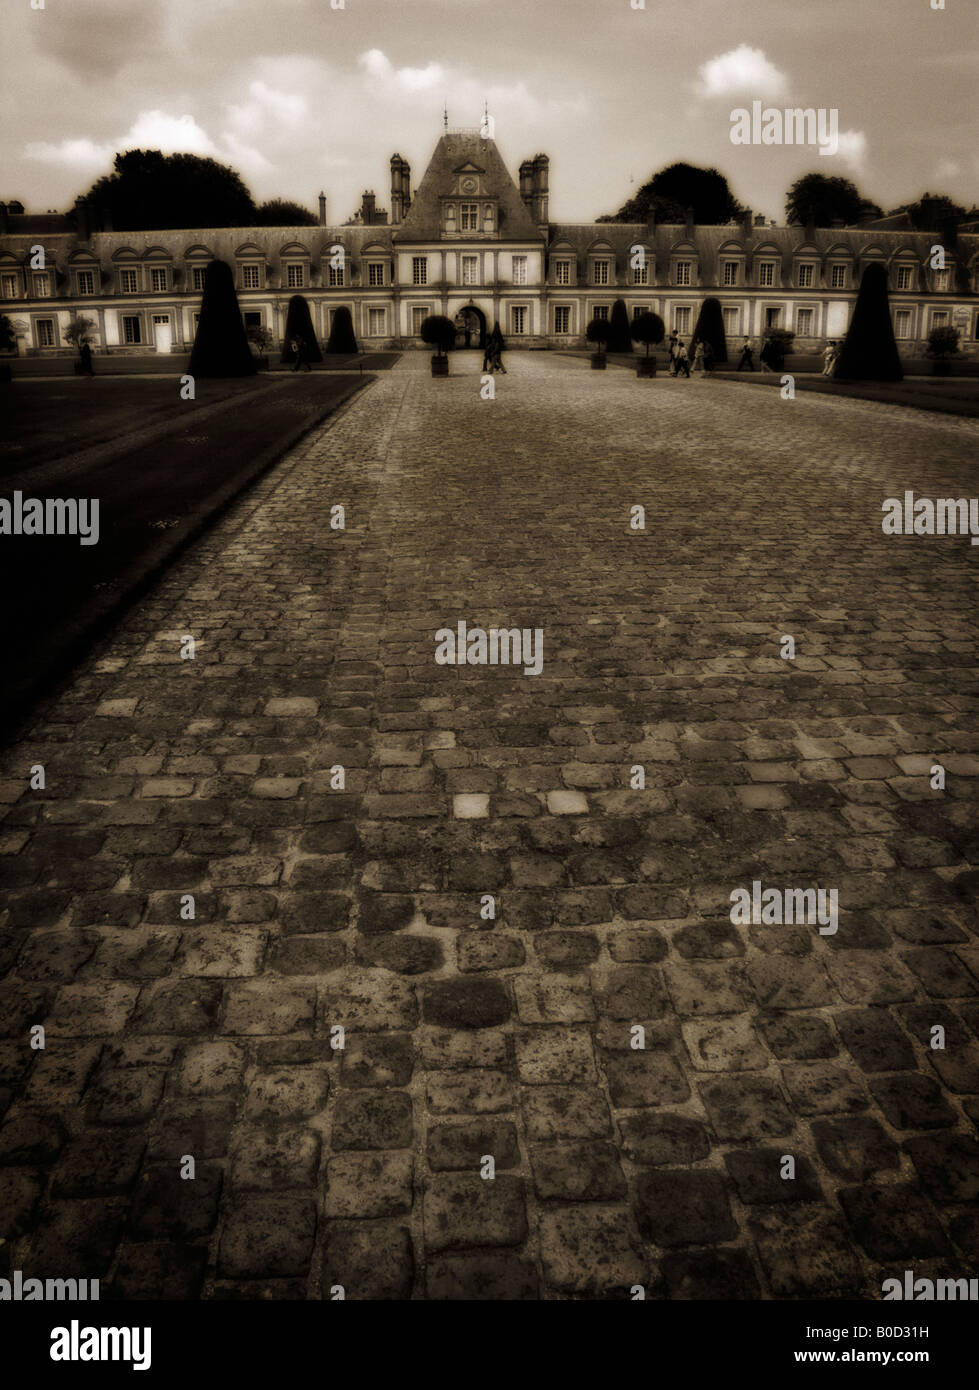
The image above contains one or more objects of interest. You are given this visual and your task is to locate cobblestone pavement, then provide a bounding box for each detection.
[1,352,977,1300]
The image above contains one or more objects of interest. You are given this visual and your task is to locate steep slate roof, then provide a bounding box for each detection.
[395,133,542,242]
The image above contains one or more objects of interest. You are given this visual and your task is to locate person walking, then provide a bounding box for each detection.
[292,335,312,372]
[667,332,679,376]
[482,332,495,373]
[674,340,690,378]
[692,340,705,377]
[737,336,755,371]
[79,341,94,376]
[490,324,507,374]
[822,340,837,377]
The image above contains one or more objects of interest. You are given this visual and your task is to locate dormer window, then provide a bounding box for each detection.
[593,259,611,285]
[896,265,914,291]
[461,203,479,230]
[797,263,815,289]
[722,260,739,286]
[674,260,692,286]
[286,263,305,288]
[933,269,949,292]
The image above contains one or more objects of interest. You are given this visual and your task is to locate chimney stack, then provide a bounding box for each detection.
[361,190,376,225]
[73,196,92,241]
[390,156,402,225]
[402,159,411,211]
[742,208,753,238]
[754,213,766,228]
[532,154,549,230]
[685,205,695,236]
[318,191,327,227]
[519,160,534,214]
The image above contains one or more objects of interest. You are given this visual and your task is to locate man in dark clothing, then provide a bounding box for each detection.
[737,337,755,371]
[292,336,312,372]
[674,340,690,378]
[79,342,94,376]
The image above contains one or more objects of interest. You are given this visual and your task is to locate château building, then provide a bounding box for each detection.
[1,127,977,358]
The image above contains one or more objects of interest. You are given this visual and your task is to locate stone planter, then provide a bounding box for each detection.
[431,355,449,377]
[591,352,607,370]
[636,357,656,378]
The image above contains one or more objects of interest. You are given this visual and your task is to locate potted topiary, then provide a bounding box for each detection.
[926,324,959,376]
[421,314,455,375]
[631,311,665,377]
[246,324,274,371]
[65,315,96,375]
[586,316,610,368]
[760,327,795,373]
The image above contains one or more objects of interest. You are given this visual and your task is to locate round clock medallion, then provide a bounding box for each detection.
[462,177,477,193]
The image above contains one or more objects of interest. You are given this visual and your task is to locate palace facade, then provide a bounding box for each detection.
[2,129,978,358]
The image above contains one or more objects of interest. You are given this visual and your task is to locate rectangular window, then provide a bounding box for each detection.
[896,265,913,291]
[36,318,55,347]
[151,267,168,292]
[33,272,51,298]
[632,262,649,286]
[368,262,384,286]
[511,306,527,335]
[722,261,738,286]
[722,306,740,338]
[894,309,912,339]
[460,203,479,230]
[554,306,570,334]
[241,264,260,289]
[632,304,648,318]
[192,266,208,291]
[797,308,814,336]
[368,307,385,336]
[122,315,142,345]
[286,264,305,288]
[831,264,848,289]
[120,268,139,294]
[593,260,611,285]
[933,270,950,292]
[797,264,814,288]
[593,304,609,321]
[931,309,949,329]
[412,257,428,286]
[758,262,775,287]
[328,264,344,287]
[555,260,572,286]
[512,255,527,286]
[674,260,692,286]
[461,255,478,286]
[674,306,691,334]
[766,306,782,328]
[1,273,18,298]
[77,270,96,295]
[412,306,428,336]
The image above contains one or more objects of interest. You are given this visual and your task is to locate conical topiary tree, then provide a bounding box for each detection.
[690,297,728,364]
[281,295,322,364]
[188,259,257,377]
[325,305,358,354]
[606,298,633,353]
[833,262,903,381]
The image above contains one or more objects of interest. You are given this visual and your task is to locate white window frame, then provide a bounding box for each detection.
[673,306,691,334]
[240,263,262,290]
[460,202,479,231]
[150,266,169,293]
[120,268,139,294]
[632,262,649,286]
[722,306,741,338]
[367,306,386,336]
[674,259,692,287]
[593,259,611,286]
[412,257,428,286]
[796,263,816,289]
[286,263,306,289]
[896,265,914,292]
[554,305,571,335]
[192,265,208,291]
[722,260,739,287]
[796,307,815,336]
[933,269,950,293]
[461,254,479,286]
[33,272,51,298]
[35,318,55,347]
[512,255,528,286]
[592,304,610,321]
[511,305,528,335]
[555,260,572,286]
[328,264,344,287]
[757,261,776,288]
[894,309,913,339]
[122,314,142,345]
[930,308,950,330]
[1,272,18,299]
[367,262,385,287]
[765,306,782,329]
[411,305,430,336]
[830,263,848,289]
[76,269,96,296]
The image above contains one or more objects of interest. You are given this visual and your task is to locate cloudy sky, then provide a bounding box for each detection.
[2,0,976,224]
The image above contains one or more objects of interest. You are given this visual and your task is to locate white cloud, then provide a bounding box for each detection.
[698,45,787,99]
[23,137,114,168]
[124,110,218,155]
[833,129,867,170]
[936,158,961,180]
[358,48,445,93]
[228,81,307,137]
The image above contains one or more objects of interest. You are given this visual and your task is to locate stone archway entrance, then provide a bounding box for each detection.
[455,305,487,349]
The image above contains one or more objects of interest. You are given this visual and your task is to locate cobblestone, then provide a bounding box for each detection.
[2,354,977,1297]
